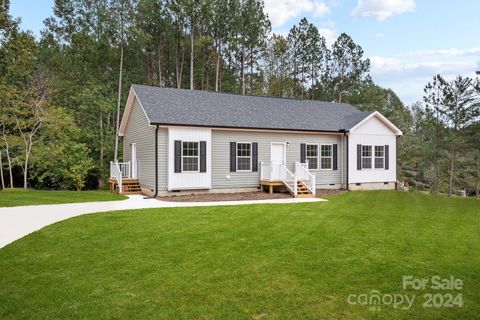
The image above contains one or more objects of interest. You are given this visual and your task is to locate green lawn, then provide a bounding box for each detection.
[0,191,478,319]
[0,188,127,207]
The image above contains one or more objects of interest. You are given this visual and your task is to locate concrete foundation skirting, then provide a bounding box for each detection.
[316,183,344,190]
[348,182,395,190]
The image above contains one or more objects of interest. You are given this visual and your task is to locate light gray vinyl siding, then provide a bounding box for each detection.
[123,98,156,191]
[157,128,168,190]
[211,130,346,189]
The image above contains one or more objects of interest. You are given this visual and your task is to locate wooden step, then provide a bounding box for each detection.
[296,194,316,198]
[110,178,142,195]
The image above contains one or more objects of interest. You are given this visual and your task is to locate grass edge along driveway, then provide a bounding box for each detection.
[0,189,127,207]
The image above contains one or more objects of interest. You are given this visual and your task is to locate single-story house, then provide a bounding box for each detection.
[110,84,402,197]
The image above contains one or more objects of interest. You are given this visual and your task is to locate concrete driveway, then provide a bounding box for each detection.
[0,195,323,248]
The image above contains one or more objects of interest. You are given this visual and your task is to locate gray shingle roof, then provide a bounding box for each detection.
[132,84,373,132]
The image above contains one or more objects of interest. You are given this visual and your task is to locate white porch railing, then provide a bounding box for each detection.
[110,161,123,193]
[110,161,135,193]
[295,162,316,195]
[260,161,273,181]
[118,162,131,178]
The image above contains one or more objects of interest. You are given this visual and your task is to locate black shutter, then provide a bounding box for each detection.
[230,142,236,172]
[300,143,306,163]
[385,145,389,170]
[252,142,258,172]
[332,144,338,170]
[357,144,362,170]
[174,140,182,173]
[200,141,207,172]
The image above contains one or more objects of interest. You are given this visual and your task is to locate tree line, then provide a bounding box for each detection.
[0,0,478,196]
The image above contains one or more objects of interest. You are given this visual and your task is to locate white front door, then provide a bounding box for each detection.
[271,143,286,179]
[131,143,137,178]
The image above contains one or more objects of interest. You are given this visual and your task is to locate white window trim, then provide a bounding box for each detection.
[361,145,373,170]
[236,142,252,172]
[374,145,385,169]
[320,144,333,171]
[361,145,386,170]
[306,143,319,171]
[182,141,200,173]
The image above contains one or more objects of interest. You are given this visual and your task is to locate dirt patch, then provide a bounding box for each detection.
[158,189,345,203]
[315,189,347,196]
[158,191,292,202]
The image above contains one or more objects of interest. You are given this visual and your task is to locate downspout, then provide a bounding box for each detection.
[153,125,159,197]
[341,129,349,191]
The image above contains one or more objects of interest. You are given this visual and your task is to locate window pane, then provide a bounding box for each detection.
[362,157,372,169]
[183,157,198,171]
[308,158,318,170]
[237,143,251,157]
[306,144,318,157]
[321,145,332,157]
[375,146,384,157]
[375,157,384,169]
[237,157,251,171]
[362,145,372,157]
[183,142,198,156]
[321,157,332,169]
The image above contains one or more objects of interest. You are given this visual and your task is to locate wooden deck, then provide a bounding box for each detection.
[260,179,315,198]
[259,180,285,194]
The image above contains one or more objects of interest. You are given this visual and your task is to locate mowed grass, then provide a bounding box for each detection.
[0,191,478,319]
[0,188,127,207]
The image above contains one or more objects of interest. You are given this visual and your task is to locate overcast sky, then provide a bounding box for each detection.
[11,0,480,104]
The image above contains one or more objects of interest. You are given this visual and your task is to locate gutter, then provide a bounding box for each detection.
[149,122,344,134]
[153,125,159,197]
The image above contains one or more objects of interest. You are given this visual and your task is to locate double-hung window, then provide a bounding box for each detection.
[182,141,199,172]
[237,143,252,171]
[306,144,318,170]
[320,145,332,170]
[374,146,385,169]
[361,145,372,169]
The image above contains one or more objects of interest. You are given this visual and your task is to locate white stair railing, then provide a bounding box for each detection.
[279,164,297,196]
[295,162,316,195]
[110,161,123,193]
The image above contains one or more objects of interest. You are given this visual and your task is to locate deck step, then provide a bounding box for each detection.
[296,194,316,198]
[110,178,142,195]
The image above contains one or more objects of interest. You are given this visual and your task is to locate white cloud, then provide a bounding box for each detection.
[406,47,480,57]
[370,56,475,76]
[264,0,330,28]
[369,55,477,104]
[318,28,336,46]
[313,1,330,17]
[375,33,384,38]
[351,0,415,21]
